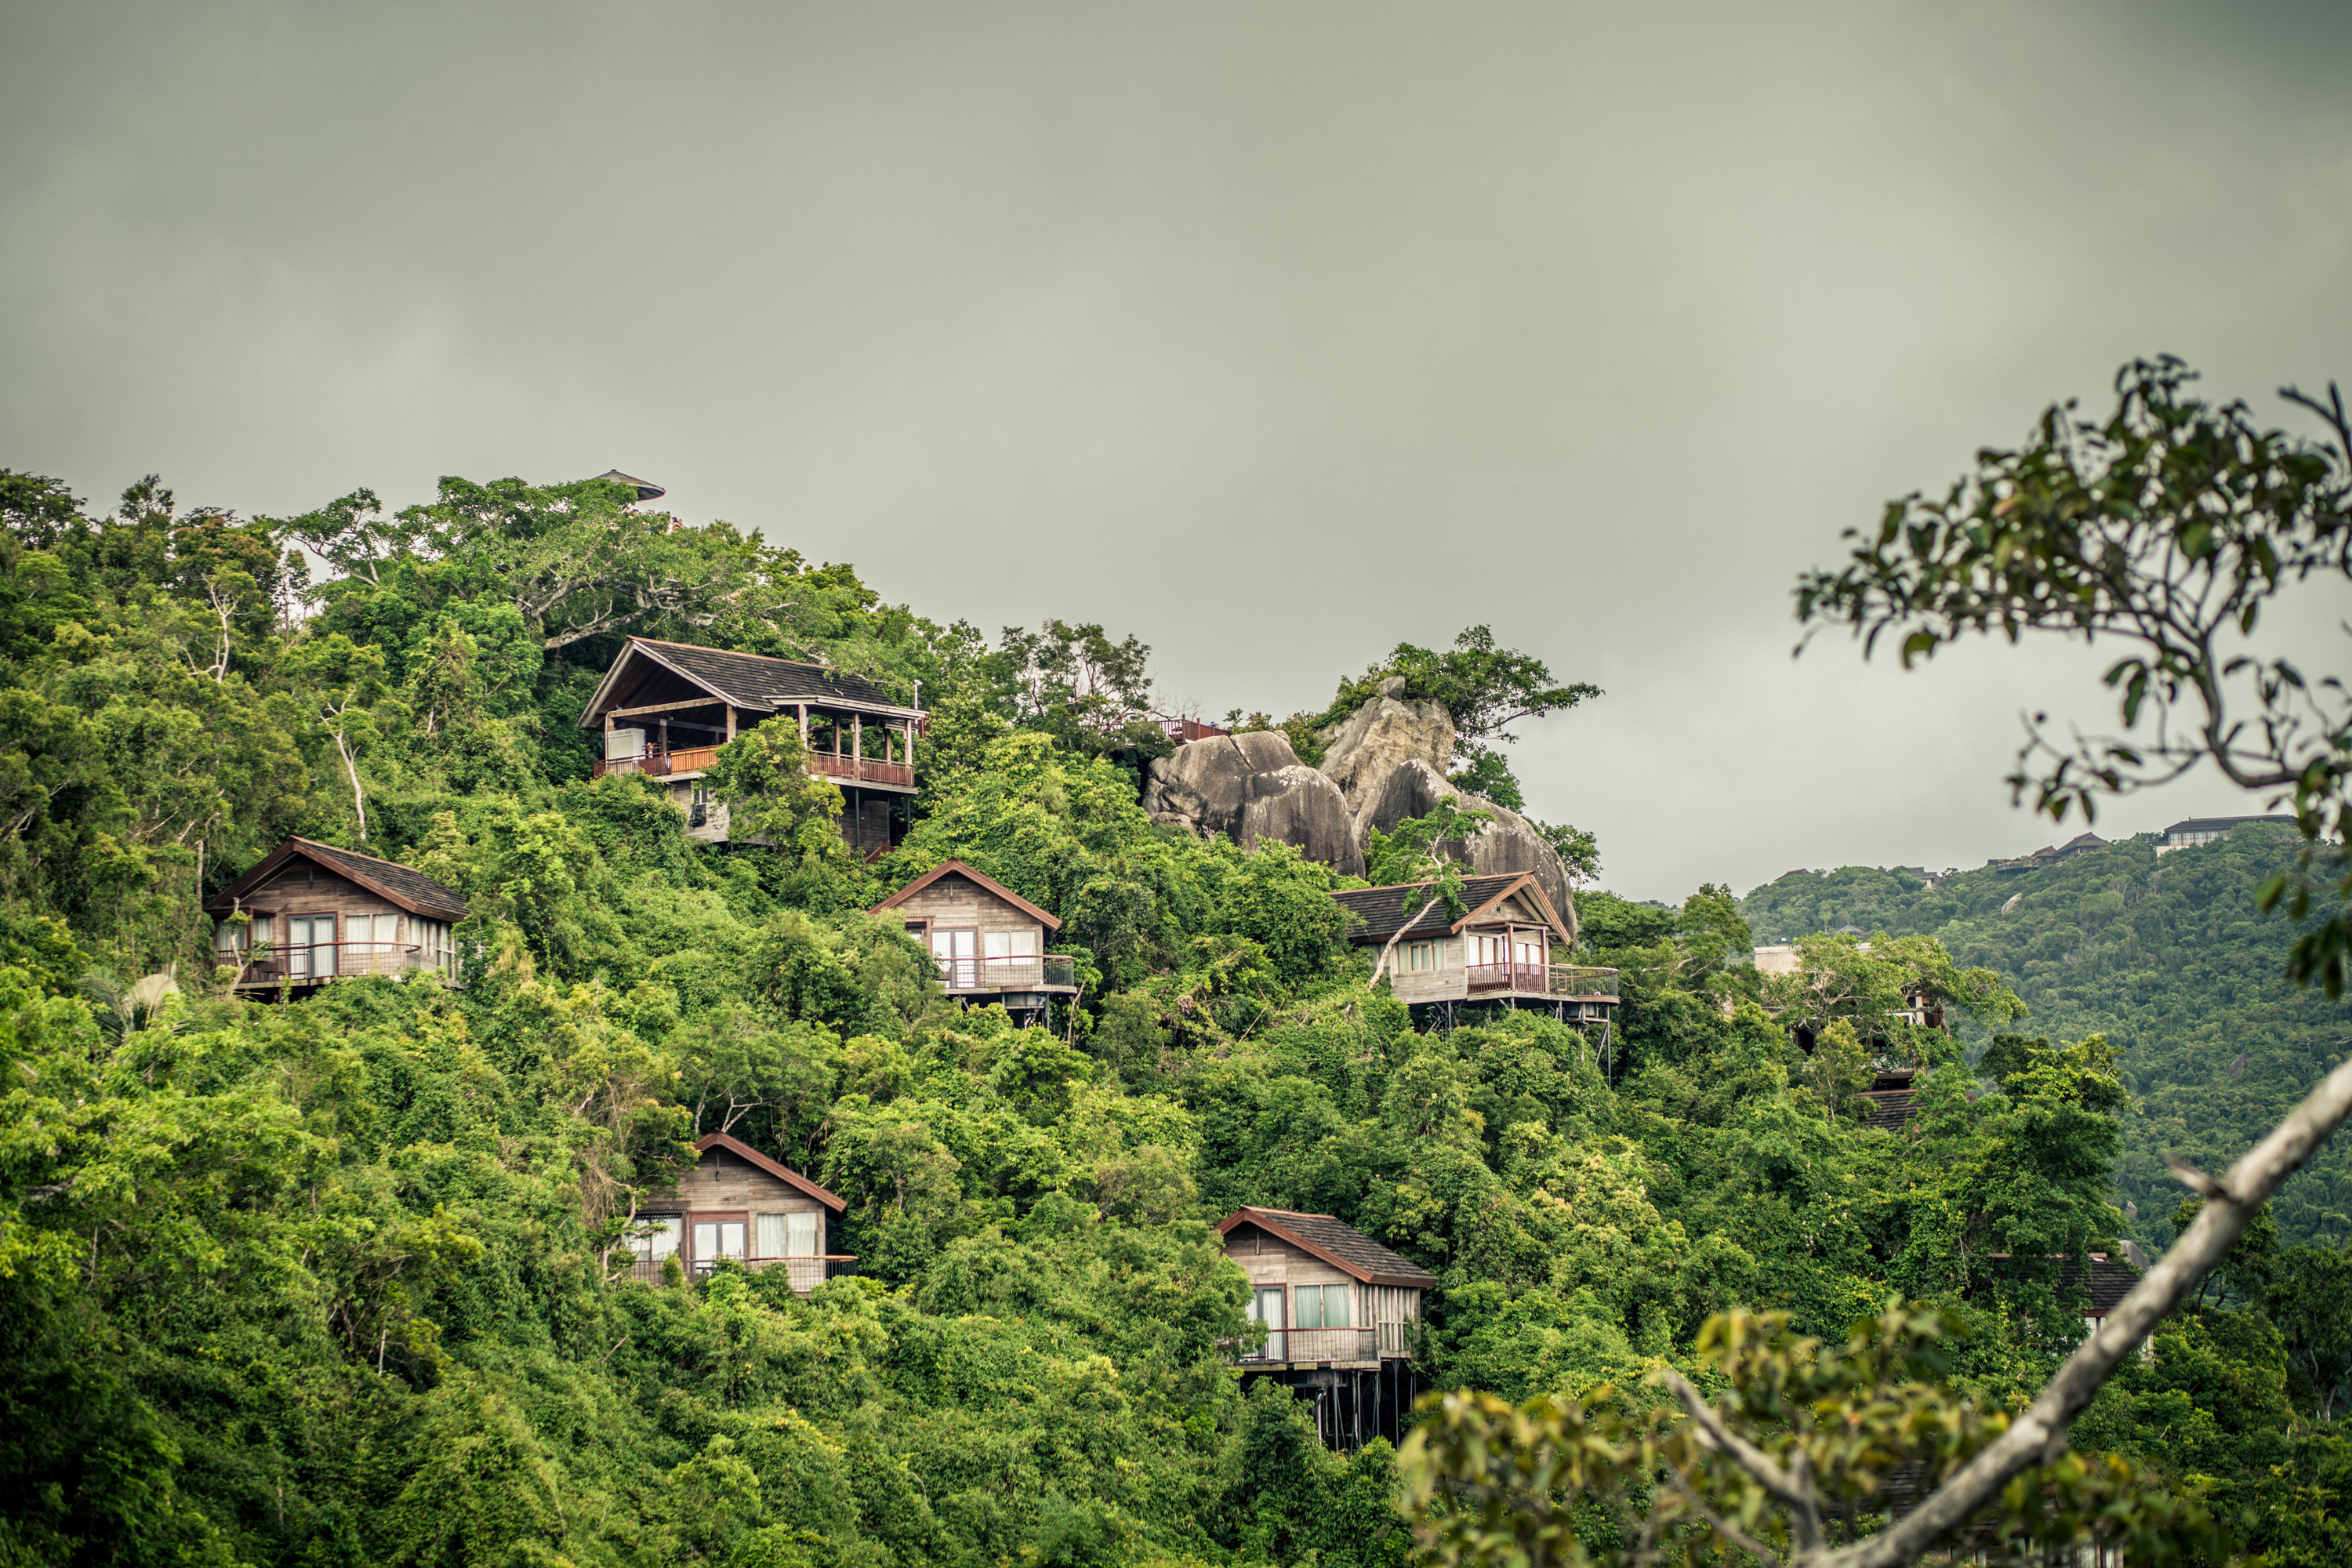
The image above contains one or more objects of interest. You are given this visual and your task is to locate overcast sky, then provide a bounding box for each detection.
[5,2,2349,901]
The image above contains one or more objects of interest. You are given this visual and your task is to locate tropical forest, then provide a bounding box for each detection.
[2,361,2349,1568]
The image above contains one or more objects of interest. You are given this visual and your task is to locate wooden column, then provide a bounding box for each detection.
[852,716,862,773]
[906,718,916,773]
[725,706,736,742]
[797,703,808,744]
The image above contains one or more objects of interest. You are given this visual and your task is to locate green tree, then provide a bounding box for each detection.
[1796,358,2352,995]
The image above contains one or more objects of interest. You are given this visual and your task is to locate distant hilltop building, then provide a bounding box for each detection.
[2154,815,2297,856]
[1991,831,2107,875]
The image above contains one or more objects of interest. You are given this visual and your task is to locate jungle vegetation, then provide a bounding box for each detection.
[0,430,2344,1566]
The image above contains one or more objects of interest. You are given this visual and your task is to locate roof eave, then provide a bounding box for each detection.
[691,1132,847,1211]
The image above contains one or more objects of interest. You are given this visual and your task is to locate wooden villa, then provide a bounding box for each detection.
[626,1133,855,1294]
[871,860,1079,1025]
[579,637,924,855]
[1220,1206,1436,1449]
[205,837,466,993]
[1332,872,1618,1036]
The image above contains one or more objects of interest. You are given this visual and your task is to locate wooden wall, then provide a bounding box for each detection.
[657,1146,828,1218]
[216,862,419,948]
[890,874,1044,944]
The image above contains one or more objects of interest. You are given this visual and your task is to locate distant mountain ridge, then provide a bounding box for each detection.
[1739,825,2352,1249]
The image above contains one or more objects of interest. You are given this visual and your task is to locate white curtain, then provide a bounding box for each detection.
[755,1212,790,1259]
[787,1211,820,1256]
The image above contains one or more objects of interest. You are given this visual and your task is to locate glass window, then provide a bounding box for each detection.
[633,1216,681,1261]
[692,1219,746,1269]
[786,1211,820,1257]
[754,1213,789,1258]
[1294,1283,1351,1328]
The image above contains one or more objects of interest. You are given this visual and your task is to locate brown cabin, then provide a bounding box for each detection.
[205,837,466,993]
[628,1133,853,1294]
[578,637,924,855]
[871,860,1080,1025]
[1219,1206,1437,1450]
[1332,872,1618,1029]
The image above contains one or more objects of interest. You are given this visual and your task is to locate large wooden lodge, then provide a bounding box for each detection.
[579,636,924,856]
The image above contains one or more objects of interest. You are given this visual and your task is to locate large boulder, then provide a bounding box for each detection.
[1143,732,1363,876]
[1357,763,1579,936]
[1316,676,1456,818]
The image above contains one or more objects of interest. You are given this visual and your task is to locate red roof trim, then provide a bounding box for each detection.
[870,858,1062,932]
[1214,1205,1436,1288]
[691,1133,846,1211]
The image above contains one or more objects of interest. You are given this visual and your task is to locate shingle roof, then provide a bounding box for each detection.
[1859,1087,1918,1131]
[204,837,468,920]
[632,638,911,715]
[1218,1207,1439,1287]
[1328,874,1542,944]
[1986,1252,2142,1316]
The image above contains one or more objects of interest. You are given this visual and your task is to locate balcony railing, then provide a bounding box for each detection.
[626,1254,858,1292]
[1236,1327,1382,1364]
[593,744,724,780]
[935,953,1079,993]
[593,746,914,789]
[1465,962,1621,999]
[223,942,461,987]
[809,752,914,789]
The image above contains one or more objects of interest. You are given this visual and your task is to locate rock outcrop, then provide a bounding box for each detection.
[1356,760,1577,932]
[1319,684,1578,931]
[1143,731,1363,876]
[1316,677,1456,819]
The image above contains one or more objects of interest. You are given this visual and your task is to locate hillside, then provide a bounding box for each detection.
[1741,827,2352,1248]
[1,467,2346,1566]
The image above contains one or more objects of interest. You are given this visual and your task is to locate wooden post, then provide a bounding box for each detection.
[797,703,808,746]
[906,718,916,774]
[852,715,862,773]
[725,706,735,742]
[659,716,669,755]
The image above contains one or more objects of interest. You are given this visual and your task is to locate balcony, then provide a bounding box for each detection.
[626,1254,858,1294]
[593,744,723,780]
[591,746,913,790]
[808,752,913,789]
[1232,1324,1414,1366]
[223,942,462,989]
[934,953,1079,994]
[1465,962,1620,1000]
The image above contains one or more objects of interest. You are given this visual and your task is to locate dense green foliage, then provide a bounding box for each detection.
[1,466,2344,1564]
[1744,833,2352,1553]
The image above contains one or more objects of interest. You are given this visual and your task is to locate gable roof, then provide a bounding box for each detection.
[578,637,920,728]
[690,1133,846,1212]
[1984,1251,2141,1316]
[1327,872,1571,948]
[1217,1206,1439,1288]
[869,859,1062,931]
[204,837,469,921]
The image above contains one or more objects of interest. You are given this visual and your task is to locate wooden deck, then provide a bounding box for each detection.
[224,942,462,989]
[592,746,914,790]
[625,1255,858,1294]
[1392,962,1619,1007]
